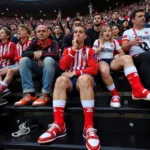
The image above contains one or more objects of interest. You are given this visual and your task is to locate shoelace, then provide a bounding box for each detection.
[11,122,30,137]
[48,123,60,131]
[112,96,120,102]
[86,128,97,137]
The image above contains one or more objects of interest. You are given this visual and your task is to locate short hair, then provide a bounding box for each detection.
[1,27,12,39]
[130,9,145,21]
[73,18,81,24]
[19,24,31,35]
[93,13,103,20]
[73,25,85,33]
[112,10,119,15]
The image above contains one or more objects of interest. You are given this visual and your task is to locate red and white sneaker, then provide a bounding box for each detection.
[83,127,101,150]
[0,84,7,95]
[38,123,67,144]
[110,95,121,108]
[132,89,150,101]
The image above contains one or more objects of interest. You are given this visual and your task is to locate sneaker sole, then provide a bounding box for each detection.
[38,132,67,144]
[1,91,11,98]
[132,95,150,101]
[110,103,121,108]
[83,134,101,150]
[0,101,8,106]
[86,143,101,150]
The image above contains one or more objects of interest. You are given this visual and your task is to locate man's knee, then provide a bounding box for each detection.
[120,55,133,64]
[43,57,55,67]
[19,57,31,66]
[77,75,92,89]
[55,76,70,89]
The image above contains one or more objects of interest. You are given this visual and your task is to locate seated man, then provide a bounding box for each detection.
[38,25,100,150]
[15,25,59,107]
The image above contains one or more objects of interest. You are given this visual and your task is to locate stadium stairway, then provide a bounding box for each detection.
[0,72,150,150]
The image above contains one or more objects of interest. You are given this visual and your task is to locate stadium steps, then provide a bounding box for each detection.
[0,72,150,150]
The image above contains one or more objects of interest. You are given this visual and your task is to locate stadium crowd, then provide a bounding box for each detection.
[0,0,150,150]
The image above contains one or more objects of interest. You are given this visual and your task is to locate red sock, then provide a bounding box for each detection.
[126,72,144,90]
[110,88,119,96]
[107,83,119,96]
[83,107,94,129]
[53,107,65,127]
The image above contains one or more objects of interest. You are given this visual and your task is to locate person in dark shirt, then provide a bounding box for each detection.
[109,11,122,27]
[53,25,64,58]
[15,25,59,107]
[86,14,103,46]
[62,18,91,50]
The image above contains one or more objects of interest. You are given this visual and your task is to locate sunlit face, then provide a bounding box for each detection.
[54,26,61,34]
[0,29,9,40]
[36,25,49,41]
[93,15,102,26]
[112,12,119,20]
[73,26,86,43]
[132,12,145,27]
[73,21,81,29]
[123,21,129,28]
[18,27,29,39]
[112,26,120,36]
[103,27,112,41]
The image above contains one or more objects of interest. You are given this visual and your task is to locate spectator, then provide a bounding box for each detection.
[109,11,122,27]
[38,25,100,150]
[0,24,31,103]
[62,18,91,50]
[86,13,103,46]
[14,25,59,107]
[93,25,150,109]
[122,9,150,90]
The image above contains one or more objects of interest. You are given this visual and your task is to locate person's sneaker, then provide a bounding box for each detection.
[83,127,101,150]
[38,123,67,144]
[32,94,50,106]
[110,95,121,108]
[0,84,7,95]
[0,98,8,106]
[0,88,11,98]
[132,89,150,101]
[14,93,37,107]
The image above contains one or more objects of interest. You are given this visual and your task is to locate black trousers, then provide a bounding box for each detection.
[133,52,150,90]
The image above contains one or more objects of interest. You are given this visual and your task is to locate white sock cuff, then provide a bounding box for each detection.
[124,66,137,76]
[53,100,66,108]
[107,83,115,91]
[0,81,8,87]
[81,100,94,108]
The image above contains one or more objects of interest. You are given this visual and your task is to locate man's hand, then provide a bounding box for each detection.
[34,50,42,60]
[62,72,76,78]
[72,38,79,51]
[66,16,70,22]
[38,60,43,67]
[130,37,143,46]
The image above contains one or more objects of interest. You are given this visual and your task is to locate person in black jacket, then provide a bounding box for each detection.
[86,13,103,46]
[109,11,122,27]
[15,25,59,107]
[62,18,91,50]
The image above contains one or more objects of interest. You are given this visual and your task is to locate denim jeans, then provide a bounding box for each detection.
[19,57,57,94]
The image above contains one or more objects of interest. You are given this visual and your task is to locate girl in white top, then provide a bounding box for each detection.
[93,26,150,108]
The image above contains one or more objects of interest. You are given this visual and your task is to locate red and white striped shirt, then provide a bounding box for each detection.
[14,39,31,64]
[0,41,16,67]
[59,46,98,76]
